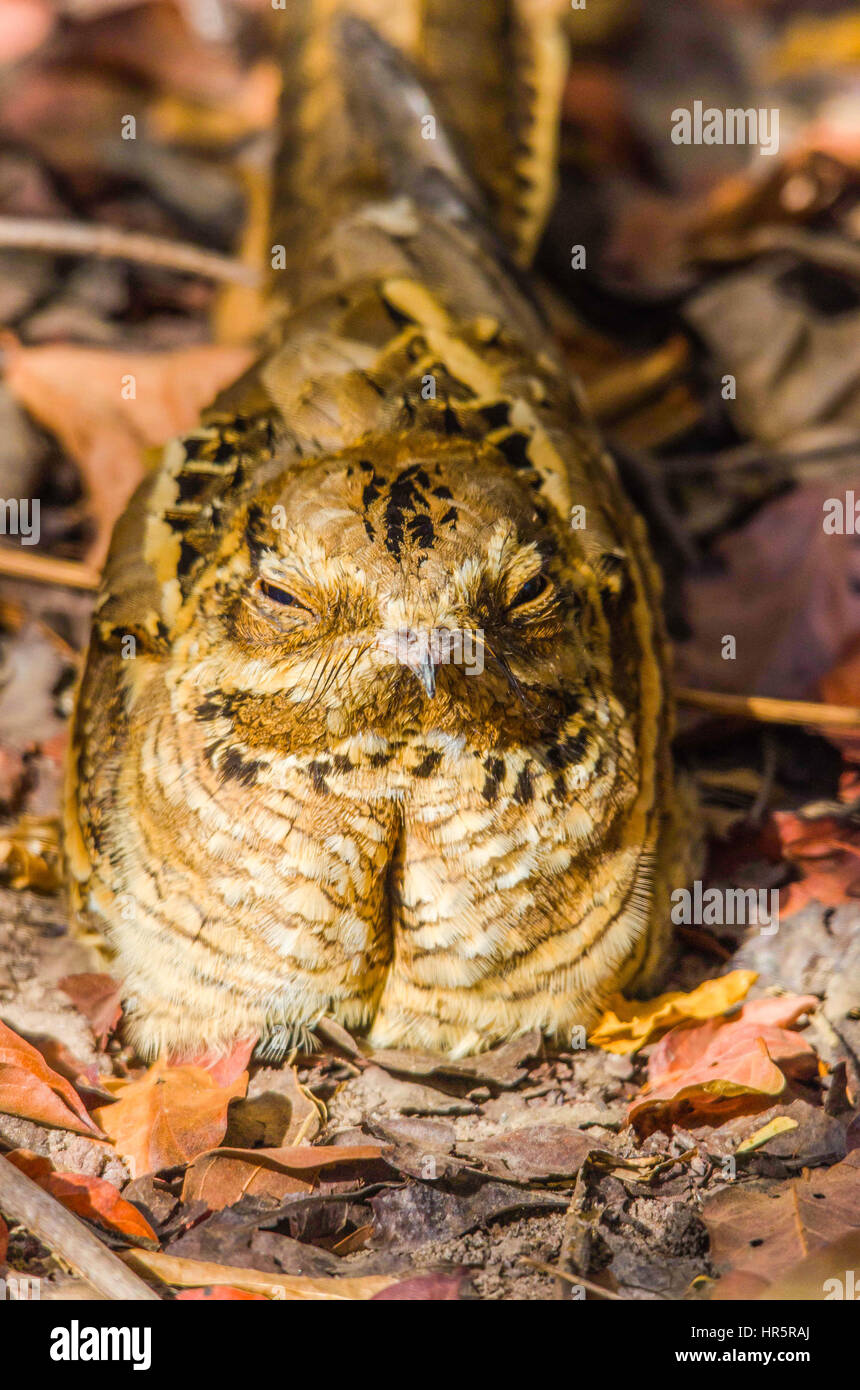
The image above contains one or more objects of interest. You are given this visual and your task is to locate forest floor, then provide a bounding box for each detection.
[0,0,857,1301]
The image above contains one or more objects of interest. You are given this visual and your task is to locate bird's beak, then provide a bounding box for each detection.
[376,628,441,699]
[411,652,436,699]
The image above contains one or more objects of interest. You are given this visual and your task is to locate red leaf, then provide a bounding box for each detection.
[629,994,819,1132]
[5,1150,158,1246]
[166,1036,257,1088]
[0,1020,102,1136]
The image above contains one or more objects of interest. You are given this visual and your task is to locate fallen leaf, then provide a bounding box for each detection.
[175,1285,268,1301]
[227,1067,322,1148]
[704,1149,860,1298]
[462,1124,598,1183]
[167,1037,257,1088]
[5,1149,157,1246]
[0,1213,7,1266]
[122,1248,397,1300]
[589,969,757,1053]
[629,995,819,1132]
[369,1181,568,1249]
[368,1031,542,1090]
[3,338,253,563]
[735,1115,799,1154]
[0,1020,102,1137]
[58,973,122,1049]
[181,1144,390,1211]
[342,1065,477,1118]
[677,481,860,702]
[773,810,860,917]
[93,1061,248,1178]
[765,1231,860,1301]
[372,1272,471,1300]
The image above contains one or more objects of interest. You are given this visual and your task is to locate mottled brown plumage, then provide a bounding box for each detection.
[64,0,691,1058]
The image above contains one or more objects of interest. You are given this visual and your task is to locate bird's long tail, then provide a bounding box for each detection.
[269,0,567,297]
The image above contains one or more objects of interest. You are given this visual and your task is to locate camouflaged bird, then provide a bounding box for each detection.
[64,0,691,1060]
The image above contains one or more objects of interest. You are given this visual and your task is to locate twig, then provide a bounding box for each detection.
[0,548,100,591]
[0,1155,160,1301]
[519,1256,622,1300]
[692,225,860,281]
[676,686,860,731]
[0,216,261,287]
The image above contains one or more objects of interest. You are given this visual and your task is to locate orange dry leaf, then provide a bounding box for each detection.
[0,1020,102,1137]
[181,1144,390,1211]
[773,811,860,918]
[166,1036,257,1088]
[629,994,819,1133]
[588,969,757,1054]
[2,338,253,565]
[93,1061,248,1178]
[5,1150,157,1247]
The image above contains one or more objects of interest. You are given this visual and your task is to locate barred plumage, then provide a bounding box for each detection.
[64,0,690,1058]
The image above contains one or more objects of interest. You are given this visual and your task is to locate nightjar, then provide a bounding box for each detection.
[64,0,693,1059]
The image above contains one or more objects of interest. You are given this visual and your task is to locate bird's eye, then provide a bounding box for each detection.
[259,579,307,609]
[509,573,549,609]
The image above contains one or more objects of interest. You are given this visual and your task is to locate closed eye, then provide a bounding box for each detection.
[509,573,549,610]
[258,579,312,611]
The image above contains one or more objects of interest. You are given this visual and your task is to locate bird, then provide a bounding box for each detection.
[63,0,693,1061]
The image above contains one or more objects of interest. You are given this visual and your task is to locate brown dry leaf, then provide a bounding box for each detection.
[123,1248,397,1300]
[367,1030,542,1090]
[589,969,757,1054]
[93,1061,248,1178]
[230,1065,323,1148]
[58,973,122,1050]
[3,338,253,564]
[463,1124,598,1183]
[0,1019,102,1137]
[629,995,819,1133]
[5,1149,157,1246]
[181,1144,389,1211]
[704,1149,860,1299]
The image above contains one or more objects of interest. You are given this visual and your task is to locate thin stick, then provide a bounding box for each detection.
[0,215,261,287]
[676,686,860,730]
[0,549,100,591]
[519,1256,623,1300]
[0,1155,160,1301]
